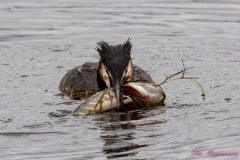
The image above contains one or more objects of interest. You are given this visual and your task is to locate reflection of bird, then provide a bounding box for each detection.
[59,39,155,106]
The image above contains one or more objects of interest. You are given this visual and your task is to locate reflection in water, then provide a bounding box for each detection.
[101,121,145,159]
[1,1,240,159]
[48,109,73,117]
[94,107,166,159]
[94,106,165,122]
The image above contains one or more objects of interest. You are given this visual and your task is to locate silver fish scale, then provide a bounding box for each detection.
[73,89,116,116]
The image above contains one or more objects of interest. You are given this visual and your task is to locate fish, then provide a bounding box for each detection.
[73,82,166,116]
[122,82,166,107]
[73,89,134,116]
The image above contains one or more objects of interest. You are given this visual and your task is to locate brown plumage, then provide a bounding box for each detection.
[58,39,155,100]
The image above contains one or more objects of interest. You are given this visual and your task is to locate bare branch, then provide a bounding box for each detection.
[157,60,205,100]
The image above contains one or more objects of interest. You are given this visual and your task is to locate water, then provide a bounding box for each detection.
[1,0,240,159]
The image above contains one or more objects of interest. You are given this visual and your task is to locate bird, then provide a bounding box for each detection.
[96,39,133,108]
[59,39,155,108]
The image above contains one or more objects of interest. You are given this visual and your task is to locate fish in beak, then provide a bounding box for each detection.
[122,82,166,106]
[96,39,133,109]
[73,82,166,116]
[73,87,135,116]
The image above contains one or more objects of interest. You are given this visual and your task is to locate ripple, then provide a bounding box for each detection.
[0,131,63,136]
[1,0,240,159]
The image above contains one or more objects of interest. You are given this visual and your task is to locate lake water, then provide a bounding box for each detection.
[0,0,240,159]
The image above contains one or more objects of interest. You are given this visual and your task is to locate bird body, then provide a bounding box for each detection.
[59,62,154,100]
[58,39,166,111]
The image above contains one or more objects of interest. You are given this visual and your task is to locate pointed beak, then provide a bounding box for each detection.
[100,59,133,110]
[112,59,133,109]
[113,78,121,109]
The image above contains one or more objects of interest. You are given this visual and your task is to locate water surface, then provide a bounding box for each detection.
[1,0,240,159]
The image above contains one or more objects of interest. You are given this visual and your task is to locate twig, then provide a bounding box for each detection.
[157,68,188,86]
[181,59,186,78]
[157,60,205,100]
[192,79,205,100]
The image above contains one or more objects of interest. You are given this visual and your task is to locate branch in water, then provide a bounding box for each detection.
[157,60,205,100]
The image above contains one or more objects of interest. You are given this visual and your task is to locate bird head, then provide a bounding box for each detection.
[96,39,133,109]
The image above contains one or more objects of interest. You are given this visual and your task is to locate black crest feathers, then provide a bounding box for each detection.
[96,39,132,79]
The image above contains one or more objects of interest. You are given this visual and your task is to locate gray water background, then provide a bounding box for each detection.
[0,0,240,159]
